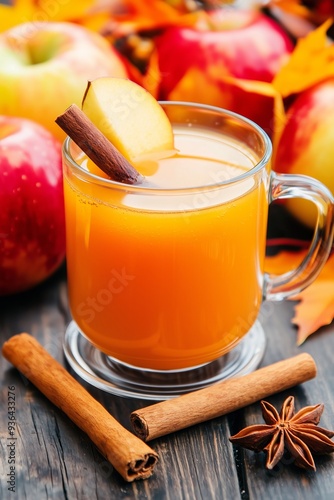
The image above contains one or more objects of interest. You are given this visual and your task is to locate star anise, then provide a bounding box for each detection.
[229,396,334,471]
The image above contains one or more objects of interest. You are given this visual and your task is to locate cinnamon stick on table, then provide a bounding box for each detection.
[131,353,317,441]
[2,333,158,482]
[56,104,143,185]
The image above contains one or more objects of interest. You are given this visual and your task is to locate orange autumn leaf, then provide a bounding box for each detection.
[212,75,286,150]
[141,49,162,98]
[273,19,334,97]
[168,66,286,146]
[73,9,111,34]
[292,278,334,345]
[100,0,201,38]
[265,249,334,344]
[169,67,225,108]
[269,0,316,20]
[270,0,334,25]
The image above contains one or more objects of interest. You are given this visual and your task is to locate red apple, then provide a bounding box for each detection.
[274,78,334,227]
[155,9,293,99]
[0,116,65,295]
[0,21,128,142]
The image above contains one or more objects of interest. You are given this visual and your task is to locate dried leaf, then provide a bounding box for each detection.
[100,0,201,38]
[269,0,316,20]
[169,67,225,108]
[292,277,334,345]
[168,66,286,146]
[0,0,97,32]
[265,250,334,344]
[270,0,334,25]
[141,49,162,99]
[0,1,31,32]
[273,19,334,97]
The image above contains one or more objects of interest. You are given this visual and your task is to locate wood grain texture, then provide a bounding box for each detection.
[2,333,158,482]
[1,207,334,499]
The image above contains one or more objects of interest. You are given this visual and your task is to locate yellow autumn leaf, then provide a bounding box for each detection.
[265,249,334,345]
[0,0,32,32]
[0,0,97,33]
[273,19,334,97]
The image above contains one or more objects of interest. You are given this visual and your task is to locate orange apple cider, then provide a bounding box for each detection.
[64,125,269,370]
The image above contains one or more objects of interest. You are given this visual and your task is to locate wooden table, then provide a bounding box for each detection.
[1,207,334,500]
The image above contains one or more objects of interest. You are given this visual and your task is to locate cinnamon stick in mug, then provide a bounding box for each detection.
[2,333,158,482]
[56,104,143,185]
[131,353,317,441]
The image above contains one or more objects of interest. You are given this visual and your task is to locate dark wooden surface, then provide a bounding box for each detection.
[1,207,334,500]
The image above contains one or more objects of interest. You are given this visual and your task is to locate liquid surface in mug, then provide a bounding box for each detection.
[64,126,268,370]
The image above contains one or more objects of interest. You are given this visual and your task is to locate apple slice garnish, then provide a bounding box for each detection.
[81,77,174,163]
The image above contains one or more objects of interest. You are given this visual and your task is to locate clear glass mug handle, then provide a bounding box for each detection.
[264,172,334,301]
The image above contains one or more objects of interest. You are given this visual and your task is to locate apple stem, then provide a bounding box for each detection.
[55,104,143,185]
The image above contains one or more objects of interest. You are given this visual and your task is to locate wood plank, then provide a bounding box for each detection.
[1,225,334,499]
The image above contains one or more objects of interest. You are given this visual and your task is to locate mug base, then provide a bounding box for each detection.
[63,320,266,400]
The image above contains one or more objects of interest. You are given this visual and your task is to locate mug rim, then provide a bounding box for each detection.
[63,101,272,194]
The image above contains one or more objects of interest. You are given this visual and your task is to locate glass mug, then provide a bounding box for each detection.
[62,102,333,399]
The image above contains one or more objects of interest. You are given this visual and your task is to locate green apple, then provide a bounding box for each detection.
[0,21,128,141]
[82,77,174,162]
